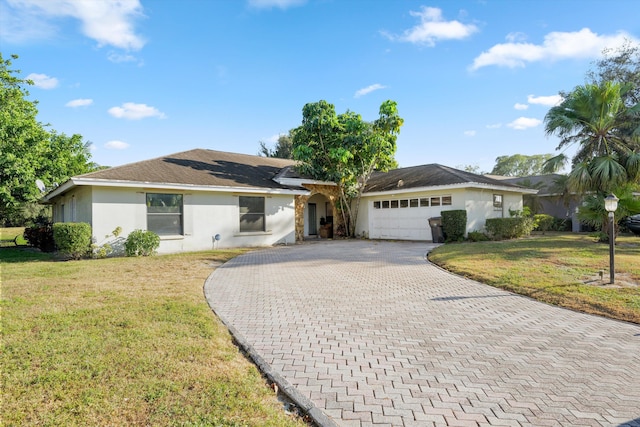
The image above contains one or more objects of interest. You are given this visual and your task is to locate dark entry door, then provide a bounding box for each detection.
[308,203,317,235]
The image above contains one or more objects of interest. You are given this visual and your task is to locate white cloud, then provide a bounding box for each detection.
[514,103,529,110]
[470,28,638,70]
[505,32,527,43]
[107,51,142,65]
[104,140,130,150]
[486,123,502,129]
[464,130,476,137]
[354,83,387,98]
[65,98,93,107]
[26,73,58,89]
[247,0,306,9]
[527,94,563,106]
[382,6,478,46]
[507,117,542,130]
[3,0,145,50]
[108,102,166,120]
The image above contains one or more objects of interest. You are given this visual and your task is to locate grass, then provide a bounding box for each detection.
[0,227,28,247]
[428,232,640,324]
[1,239,308,426]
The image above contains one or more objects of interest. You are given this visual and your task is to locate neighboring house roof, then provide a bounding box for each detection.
[363,164,536,195]
[486,174,565,196]
[43,149,308,201]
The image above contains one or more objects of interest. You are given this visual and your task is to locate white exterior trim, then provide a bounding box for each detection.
[363,182,538,197]
[43,177,310,202]
[274,177,337,187]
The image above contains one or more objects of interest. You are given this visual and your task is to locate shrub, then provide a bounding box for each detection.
[92,226,123,258]
[485,217,535,240]
[552,217,572,231]
[467,230,490,242]
[53,222,92,259]
[125,229,160,257]
[24,223,56,252]
[533,214,554,233]
[442,210,467,242]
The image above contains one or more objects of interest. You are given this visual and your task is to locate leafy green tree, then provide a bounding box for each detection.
[456,164,484,174]
[490,154,553,177]
[544,81,640,194]
[292,100,403,236]
[0,53,96,225]
[258,132,294,159]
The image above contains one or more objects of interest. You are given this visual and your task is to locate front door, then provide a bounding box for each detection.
[308,203,317,235]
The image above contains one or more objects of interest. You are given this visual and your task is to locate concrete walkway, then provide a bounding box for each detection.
[204,240,640,427]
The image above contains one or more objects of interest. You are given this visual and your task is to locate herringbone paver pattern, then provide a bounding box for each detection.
[204,240,640,426]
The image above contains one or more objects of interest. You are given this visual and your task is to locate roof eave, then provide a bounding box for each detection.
[42,177,310,200]
[363,182,539,197]
[275,177,337,187]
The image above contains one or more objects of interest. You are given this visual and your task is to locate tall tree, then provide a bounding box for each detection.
[292,100,403,236]
[490,154,554,176]
[0,53,96,225]
[258,132,294,159]
[587,40,640,150]
[587,40,640,107]
[544,81,640,194]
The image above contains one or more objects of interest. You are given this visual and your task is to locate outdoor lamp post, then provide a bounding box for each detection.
[604,194,619,284]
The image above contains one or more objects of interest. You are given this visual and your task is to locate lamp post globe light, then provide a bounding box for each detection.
[604,194,619,284]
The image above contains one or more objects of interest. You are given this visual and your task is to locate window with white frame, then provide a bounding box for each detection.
[239,196,265,232]
[147,193,183,235]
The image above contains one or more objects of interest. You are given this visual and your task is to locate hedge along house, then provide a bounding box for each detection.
[42,149,536,254]
[354,164,538,241]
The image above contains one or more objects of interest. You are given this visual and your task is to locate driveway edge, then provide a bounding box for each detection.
[204,272,339,427]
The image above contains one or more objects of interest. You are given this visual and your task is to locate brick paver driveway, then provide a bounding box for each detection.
[204,240,640,427]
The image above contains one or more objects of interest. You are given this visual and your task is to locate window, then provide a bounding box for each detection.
[442,196,452,206]
[390,200,399,208]
[147,193,183,235]
[410,199,419,208]
[71,196,77,221]
[239,196,265,232]
[420,198,429,207]
[493,194,503,209]
[382,201,390,209]
[430,197,441,207]
[373,201,381,209]
[400,199,409,208]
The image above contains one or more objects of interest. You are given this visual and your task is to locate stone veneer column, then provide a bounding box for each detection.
[294,195,309,242]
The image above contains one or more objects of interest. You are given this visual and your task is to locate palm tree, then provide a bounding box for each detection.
[577,184,640,241]
[544,81,640,194]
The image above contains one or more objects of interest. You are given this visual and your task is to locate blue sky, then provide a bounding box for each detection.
[2,0,639,173]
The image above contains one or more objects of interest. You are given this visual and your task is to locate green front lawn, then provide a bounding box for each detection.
[1,245,308,426]
[428,233,640,324]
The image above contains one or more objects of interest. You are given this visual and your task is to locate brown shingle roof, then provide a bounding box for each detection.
[79,149,300,190]
[364,164,525,193]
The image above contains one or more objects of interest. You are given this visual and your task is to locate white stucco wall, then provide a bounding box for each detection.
[465,189,523,233]
[53,186,296,254]
[51,186,93,224]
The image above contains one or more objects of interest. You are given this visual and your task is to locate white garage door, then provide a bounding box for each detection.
[369,197,450,241]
